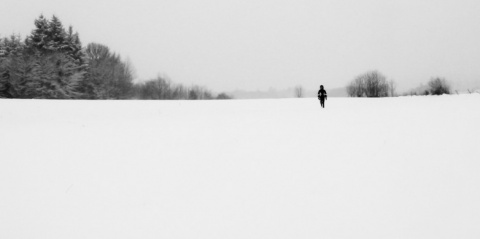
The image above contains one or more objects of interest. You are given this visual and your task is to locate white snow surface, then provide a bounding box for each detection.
[1,95,480,239]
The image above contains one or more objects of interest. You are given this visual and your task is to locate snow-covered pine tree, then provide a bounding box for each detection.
[23,15,88,98]
[27,15,71,54]
[1,16,89,99]
[0,52,37,98]
[0,35,28,98]
[27,53,84,99]
[0,37,6,57]
[45,15,68,52]
[1,35,24,57]
[65,26,86,66]
[63,26,92,99]
[26,14,49,52]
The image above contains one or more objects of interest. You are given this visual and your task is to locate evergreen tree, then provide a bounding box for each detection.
[1,52,83,99]
[64,25,89,98]
[35,53,84,99]
[26,15,72,54]
[0,35,27,98]
[26,14,49,52]
[65,26,86,66]
[1,53,37,98]
[0,35,24,57]
[46,15,68,51]
[22,15,87,99]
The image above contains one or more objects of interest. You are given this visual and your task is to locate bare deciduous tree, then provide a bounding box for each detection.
[85,43,134,99]
[346,70,390,97]
[346,77,365,97]
[388,80,396,97]
[294,85,304,98]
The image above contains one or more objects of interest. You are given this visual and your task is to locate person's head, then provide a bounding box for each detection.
[320,85,324,89]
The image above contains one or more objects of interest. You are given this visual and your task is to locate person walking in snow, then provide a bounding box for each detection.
[318,85,327,108]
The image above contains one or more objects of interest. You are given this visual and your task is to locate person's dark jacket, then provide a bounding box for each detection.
[318,89,327,100]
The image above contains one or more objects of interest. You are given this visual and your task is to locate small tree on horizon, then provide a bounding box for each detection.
[428,77,450,95]
[346,70,390,97]
[294,85,304,98]
[217,93,232,99]
[388,80,396,97]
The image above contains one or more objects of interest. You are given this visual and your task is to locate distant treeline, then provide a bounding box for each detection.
[0,15,232,100]
[345,70,453,97]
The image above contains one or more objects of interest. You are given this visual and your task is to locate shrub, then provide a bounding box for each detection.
[346,70,390,97]
[217,93,232,99]
[428,77,450,95]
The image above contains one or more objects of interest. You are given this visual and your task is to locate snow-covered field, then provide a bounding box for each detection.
[1,95,479,239]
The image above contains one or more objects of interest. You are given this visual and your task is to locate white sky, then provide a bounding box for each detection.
[2,0,480,92]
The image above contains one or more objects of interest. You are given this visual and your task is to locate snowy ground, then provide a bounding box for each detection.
[1,95,480,239]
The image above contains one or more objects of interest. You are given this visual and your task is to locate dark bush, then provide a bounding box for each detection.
[346,71,390,97]
[428,77,450,95]
[216,93,232,99]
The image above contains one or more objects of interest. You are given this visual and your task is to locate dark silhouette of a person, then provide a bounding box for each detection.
[317,85,327,108]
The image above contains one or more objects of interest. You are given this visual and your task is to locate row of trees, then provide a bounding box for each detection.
[0,15,231,100]
[402,78,452,96]
[346,70,452,97]
[132,76,231,100]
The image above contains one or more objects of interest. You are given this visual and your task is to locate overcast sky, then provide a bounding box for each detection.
[1,0,480,92]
